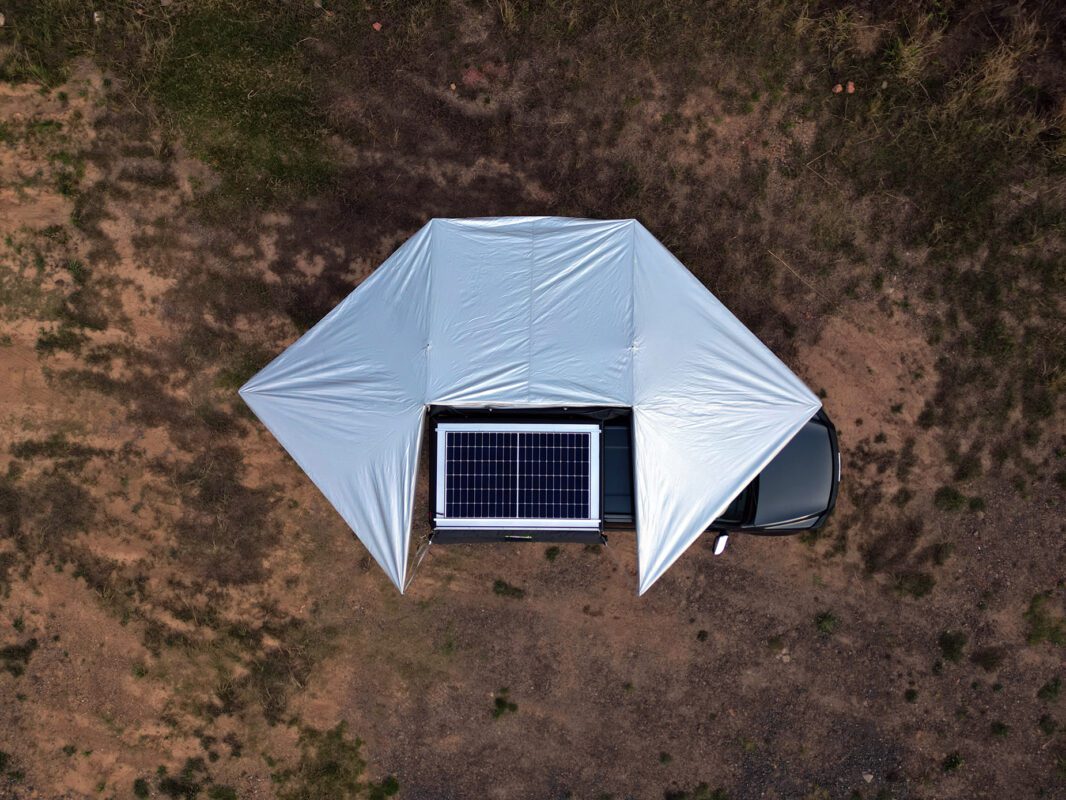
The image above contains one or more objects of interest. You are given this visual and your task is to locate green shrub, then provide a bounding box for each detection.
[938,631,968,663]
[492,688,517,719]
[969,647,1005,672]
[0,638,38,677]
[815,611,837,635]
[492,579,525,599]
[1037,677,1061,702]
[933,486,966,512]
[941,751,963,772]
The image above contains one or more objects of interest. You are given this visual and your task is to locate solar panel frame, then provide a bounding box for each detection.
[434,423,601,530]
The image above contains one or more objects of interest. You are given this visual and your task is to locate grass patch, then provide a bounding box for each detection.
[4,1,341,204]
[969,647,1005,672]
[150,4,338,201]
[272,722,397,800]
[895,571,935,598]
[1024,593,1066,646]
[11,433,110,464]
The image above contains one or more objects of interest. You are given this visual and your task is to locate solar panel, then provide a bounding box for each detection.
[434,423,600,530]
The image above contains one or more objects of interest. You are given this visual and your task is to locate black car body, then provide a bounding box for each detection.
[602,408,840,535]
[428,405,840,542]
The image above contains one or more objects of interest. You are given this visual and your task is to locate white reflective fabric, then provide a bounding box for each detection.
[241,217,820,594]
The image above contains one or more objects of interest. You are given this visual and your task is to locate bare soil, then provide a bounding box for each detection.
[0,6,1064,799]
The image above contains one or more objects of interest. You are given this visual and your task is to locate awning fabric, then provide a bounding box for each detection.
[241,218,820,594]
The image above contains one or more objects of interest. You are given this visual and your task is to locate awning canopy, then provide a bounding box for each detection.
[240,218,820,594]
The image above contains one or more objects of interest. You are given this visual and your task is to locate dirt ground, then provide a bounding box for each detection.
[0,3,1064,799]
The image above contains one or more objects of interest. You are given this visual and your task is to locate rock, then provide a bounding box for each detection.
[832,83,843,94]
[863,773,874,783]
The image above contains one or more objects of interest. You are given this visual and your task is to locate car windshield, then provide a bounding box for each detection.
[753,421,833,526]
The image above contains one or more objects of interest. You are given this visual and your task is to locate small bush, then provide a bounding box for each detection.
[1038,715,1058,735]
[815,611,837,636]
[1037,677,1061,702]
[157,757,208,799]
[990,721,1009,738]
[969,647,1005,672]
[904,688,918,703]
[544,546,560,562]
[492,579,525,599]
[0,638,39,677]
[942,751,963,772]
[492,688,517,719]
[933,486,966,512]
[133,778,150,799]
[367,775,400,800]
[938,631,968,663]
